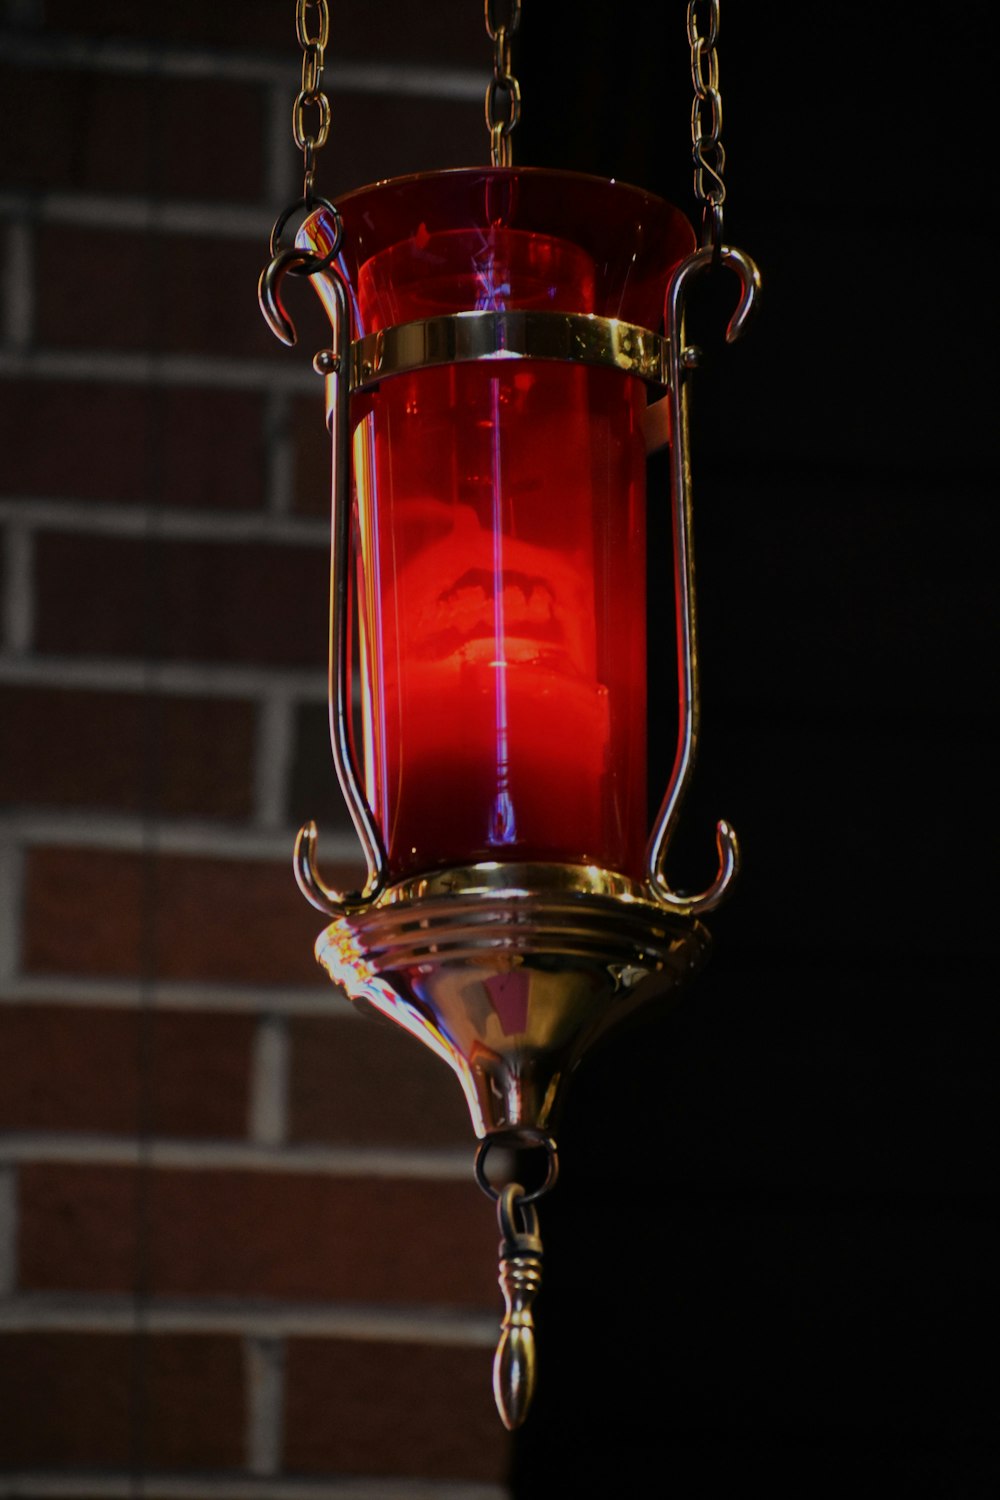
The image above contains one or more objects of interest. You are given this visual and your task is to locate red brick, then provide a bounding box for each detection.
[290,392,330,518]
[0,686,255,817]
[0,1005,254,1137]
[0,1332,243,1469]
[289,1015,470,1149]
[36,226,282,362]
[284,1337,509,1480]
[0,65,264,201]
[288,702,352,831]
[0,380,266,509]
[34,531,327,668]
[19,1164,497,1307]
[45,0,486,67]
[23,846,333,985]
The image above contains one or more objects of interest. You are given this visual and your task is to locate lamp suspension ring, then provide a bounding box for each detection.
[475,1130,560,1206]
[259,195,343,344]
[267,193,343,275]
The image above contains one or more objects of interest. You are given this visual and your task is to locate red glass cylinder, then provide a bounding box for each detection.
[302,169,695,882]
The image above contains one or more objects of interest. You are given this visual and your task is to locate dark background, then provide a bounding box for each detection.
[0,1,997,1493]
[512,4,999,1496]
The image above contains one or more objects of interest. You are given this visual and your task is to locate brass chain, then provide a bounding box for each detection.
[258,0,342,343]
[293,0,332,198]
[687,0,725,254]
[484,0,521,168]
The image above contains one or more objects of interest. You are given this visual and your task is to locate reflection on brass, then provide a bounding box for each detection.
[350,310,670,391]
[313,861,708,1138]
[493,1183,543,1430]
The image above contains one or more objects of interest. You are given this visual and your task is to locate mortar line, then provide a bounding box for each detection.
[245,1334,286,1476]
[0,496,327,545]
[248,1014,290,1149]
[2,219,33,347]
[0,31,485,98]
[0,348,315,394]
[0,1294,495,1347]
[0,1134,471,1180]
[1,520,33,655]
[0,655,327,701]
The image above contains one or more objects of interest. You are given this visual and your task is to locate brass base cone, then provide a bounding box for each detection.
[314,863,709,1138]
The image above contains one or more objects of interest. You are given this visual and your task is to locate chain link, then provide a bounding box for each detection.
[293,0,332,198]
[484,0,521,169]
[687,0,725,255]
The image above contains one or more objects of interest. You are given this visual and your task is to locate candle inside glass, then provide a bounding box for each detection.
[351,225,648,879]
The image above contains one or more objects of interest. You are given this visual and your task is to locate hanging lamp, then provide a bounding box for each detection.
[259,0,760,1429]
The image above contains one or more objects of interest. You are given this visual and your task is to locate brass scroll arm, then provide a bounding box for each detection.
[645,243,761,918]
[273,212,386,922]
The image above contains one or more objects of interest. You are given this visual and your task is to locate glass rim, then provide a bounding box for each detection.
[331,163,687,219]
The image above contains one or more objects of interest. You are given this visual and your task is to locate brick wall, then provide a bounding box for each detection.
[1,2,512,1493]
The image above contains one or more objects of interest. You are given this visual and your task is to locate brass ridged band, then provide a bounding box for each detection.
[325,891,703,971]
[313,867,708,1140]
[350,309,669,391]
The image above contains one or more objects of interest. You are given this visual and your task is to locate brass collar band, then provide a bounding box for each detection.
[374,859,655,909]
[350,309,669,392]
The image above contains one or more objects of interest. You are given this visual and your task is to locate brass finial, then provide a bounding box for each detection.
[493,1183,544,1429]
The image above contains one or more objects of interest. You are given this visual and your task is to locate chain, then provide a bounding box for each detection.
[687,0,725,256]
[259,0,340,342]
[484,0,521,168]
[293,0,332,199]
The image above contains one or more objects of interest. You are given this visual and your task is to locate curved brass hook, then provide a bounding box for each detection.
[715,246,761,344]
[258,247,312,347]
[648,817,741,917]
[294,820,343,916]
[294,819,385,918]
[645,243,760,918]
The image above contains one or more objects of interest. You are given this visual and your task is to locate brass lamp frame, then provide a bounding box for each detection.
[260,228,761,1137]
[255,0,761,1429]
[260,223,760,1425]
